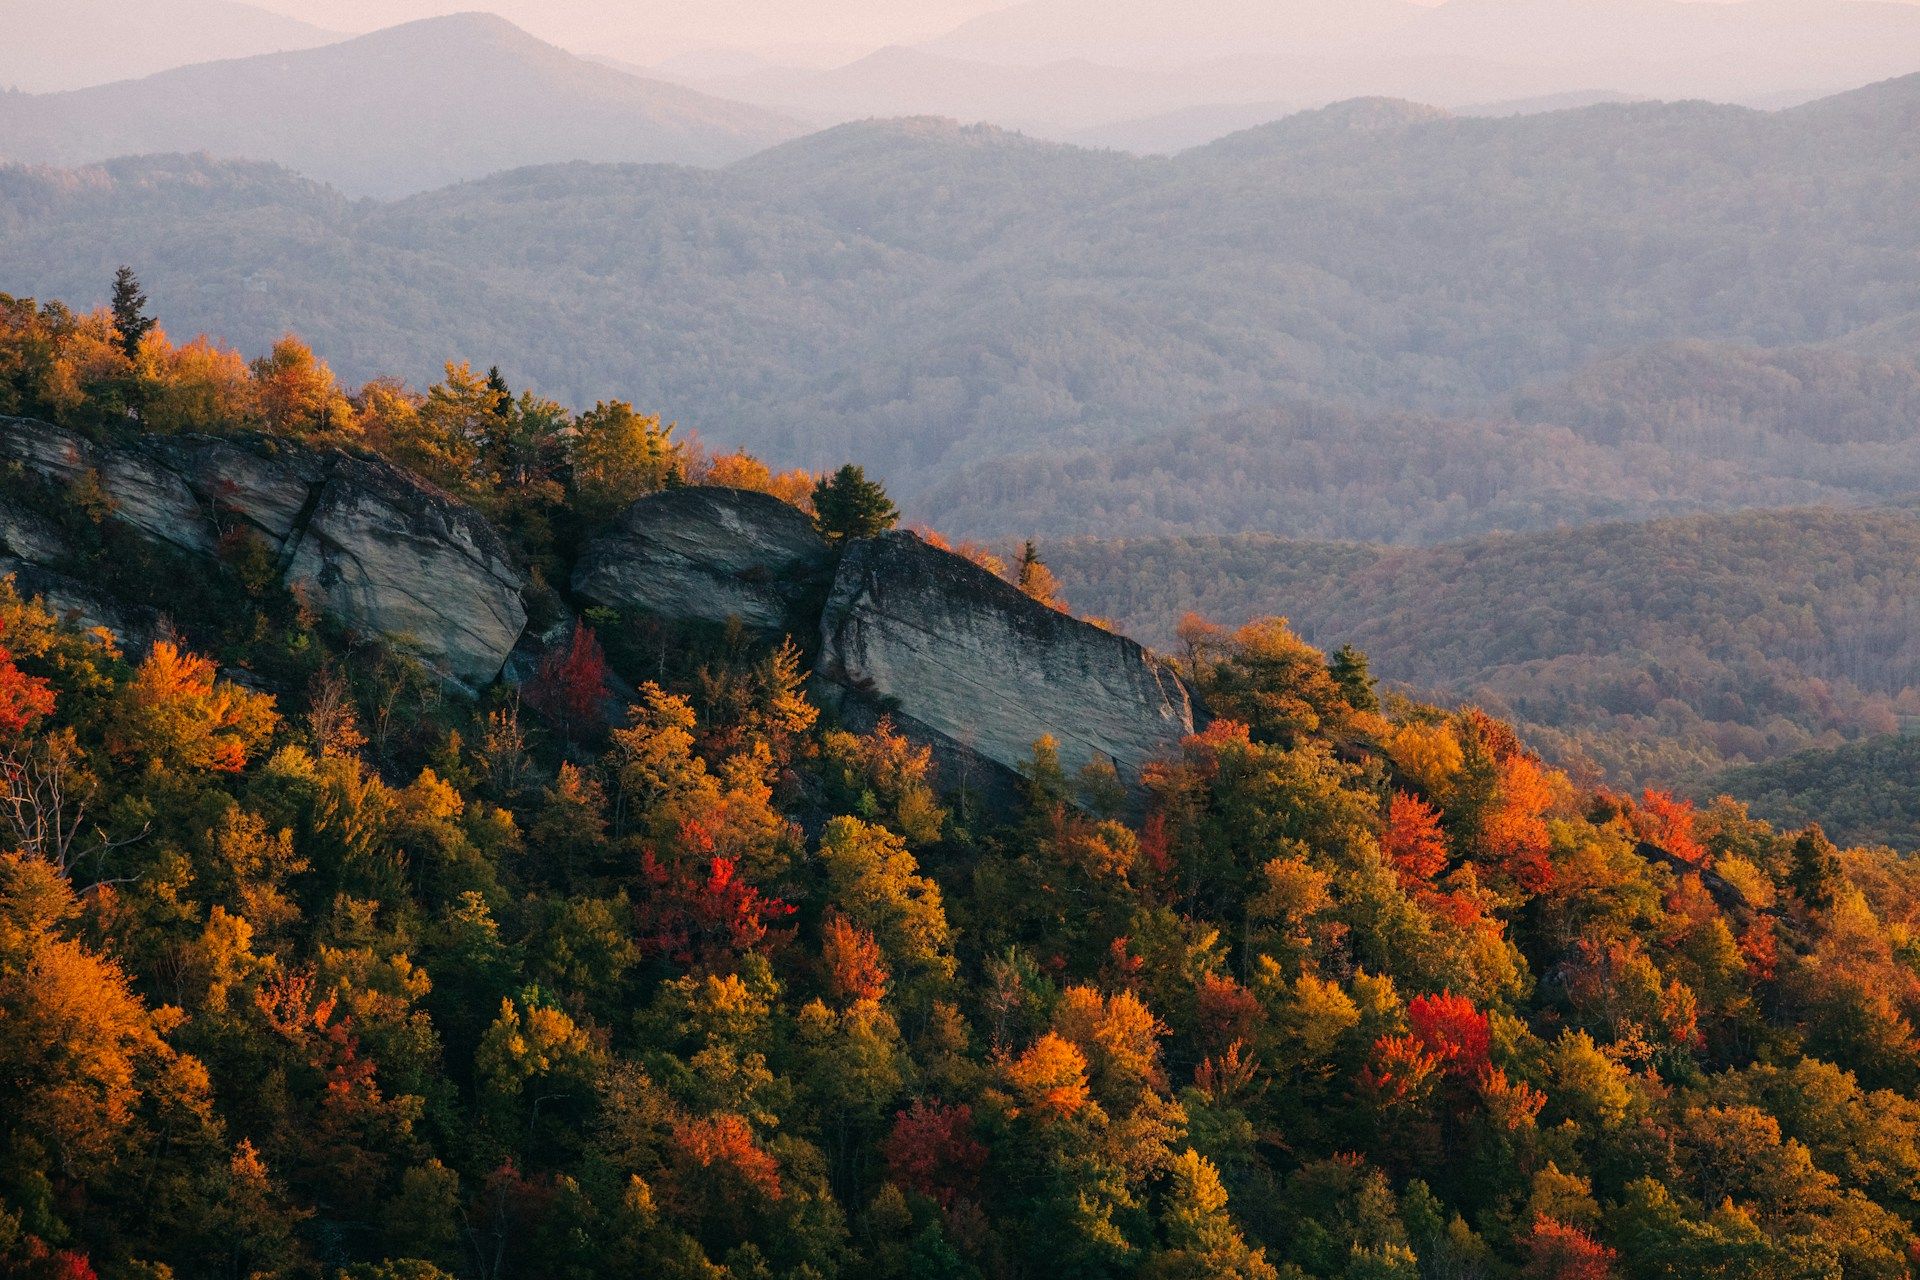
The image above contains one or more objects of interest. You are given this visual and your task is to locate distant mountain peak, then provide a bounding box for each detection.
[0,12,803,197]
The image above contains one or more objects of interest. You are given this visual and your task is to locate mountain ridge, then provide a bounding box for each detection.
[4,75,1920,508]
[0,12,804,198]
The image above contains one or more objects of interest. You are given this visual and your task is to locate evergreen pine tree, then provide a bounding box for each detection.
[110,266,157,362]
[811,464,898,544]
[1329,643,1380,713]
[1789,824,1842,912]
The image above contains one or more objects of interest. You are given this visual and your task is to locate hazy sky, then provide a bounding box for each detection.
[254,0,1920,67]
[253,0,1013,62]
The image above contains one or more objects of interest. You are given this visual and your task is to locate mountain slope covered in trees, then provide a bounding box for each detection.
[1716,733,1920,853]
[7,291,1920,1280]
[3,77,1920,515]
[1050,505,1920,789]
[922,341,1920,540]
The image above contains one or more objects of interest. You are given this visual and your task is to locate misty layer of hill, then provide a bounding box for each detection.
[0,14,802,198]
[652,0,1920,146]
[919,0,1920,98]
[922,342,1920,540]
[0,0,339,93]
[3,79,1920,518]
[1049,506,1920,789]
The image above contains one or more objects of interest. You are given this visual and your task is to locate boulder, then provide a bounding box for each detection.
[0,417,527,687]
[573,486,831,636]
[817,531,1196,788]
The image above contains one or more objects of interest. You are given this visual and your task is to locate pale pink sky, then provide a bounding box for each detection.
[255,0,1014,62]
[256,0,1920,67]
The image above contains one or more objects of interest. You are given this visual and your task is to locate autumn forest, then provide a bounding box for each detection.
[1,279,1919,1280]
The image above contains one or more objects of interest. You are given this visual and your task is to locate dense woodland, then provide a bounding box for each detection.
[6,289,1920,1280]
[4,74,1920,516]
[1717,735,1920,856]
[1051,508,1920,792]
[924,345,1920,542]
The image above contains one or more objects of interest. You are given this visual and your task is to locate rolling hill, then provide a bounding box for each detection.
[0,13,803,197]
[3,78,1920,515]
[1715,732,1920,851]
[1048,504,1920,789]
[920,0,1920,107]
[920,342,1920,540]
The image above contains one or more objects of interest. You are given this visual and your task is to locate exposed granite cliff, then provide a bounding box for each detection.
[572,486,832,635]
[578,488,1198,790]
[4,428,1196,788]
[0,418,527,686]
[817,531,1196,788]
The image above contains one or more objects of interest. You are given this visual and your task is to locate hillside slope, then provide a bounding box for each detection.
[1050,505,1920,785]
[1716,732,1920,851]
[0,14,802,197]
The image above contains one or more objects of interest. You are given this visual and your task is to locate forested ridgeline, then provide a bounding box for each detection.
[6,287,1920,1280]
[1049,508,1920,796]
[1716,734,1920,856]
[5,72,1920,508]
[922,344,1920,542]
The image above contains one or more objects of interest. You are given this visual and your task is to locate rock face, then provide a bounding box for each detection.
[818,531,1196,787]
[4,420,1197,787]
[573,487,831,636]
[0,418,527,686]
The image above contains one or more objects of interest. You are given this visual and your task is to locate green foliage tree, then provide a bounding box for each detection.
[811,464,898,545]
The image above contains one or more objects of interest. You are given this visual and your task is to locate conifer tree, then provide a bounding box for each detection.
[109,266,157,362]
[1789,824,1843,912]
[811,464,898,544]
[1330,643,1380,713]
[1017,540,1066,610]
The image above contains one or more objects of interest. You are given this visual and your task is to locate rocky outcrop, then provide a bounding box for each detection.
[3,420,1197,786]
[817,531,1196,788]
[0,418,527,686]
[573,487,831,636]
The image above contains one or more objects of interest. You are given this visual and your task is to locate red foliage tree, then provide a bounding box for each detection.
[1520,1217,1617,1280]
[1384,790,1450,884]
[525,622,610,737]
[0,625,55,736]
[882,1100,988,1207]
[1359,1033,1443,1109]
[11,1239,99,1280]
[1737,920,1779,983]
[1406,991,1492,1080]
[1137,811,1174,883]
[1194,972,1265,1058]
[634,849,795,969]
[1638,789,1708,866]
[668,1114,783,1230]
